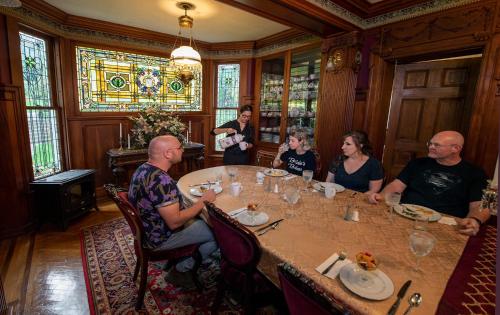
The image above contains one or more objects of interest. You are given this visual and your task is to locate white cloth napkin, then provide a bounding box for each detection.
[228,207,247,217]
[438,216,457,225]
[316,253,352,279]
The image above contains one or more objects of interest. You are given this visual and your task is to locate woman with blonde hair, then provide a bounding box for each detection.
[326,130,383,194]
[273,129,316,176]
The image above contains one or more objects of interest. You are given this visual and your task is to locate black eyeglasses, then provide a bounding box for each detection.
[426,141,456,148]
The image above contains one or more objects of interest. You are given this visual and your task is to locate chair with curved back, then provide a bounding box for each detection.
[277,263,350,315]
[104,184,202,310]
[205,201,278,314]
[256,149,276,168]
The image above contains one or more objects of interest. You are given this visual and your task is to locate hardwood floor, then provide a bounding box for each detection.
[0,201,121,315]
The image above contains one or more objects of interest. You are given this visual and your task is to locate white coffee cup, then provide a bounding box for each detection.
[324,184,336,199]
[239,141,248,151]
[230,182,243,196]
[256,171,265,185]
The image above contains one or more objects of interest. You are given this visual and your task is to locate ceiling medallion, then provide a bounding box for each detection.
[170,2,202,85]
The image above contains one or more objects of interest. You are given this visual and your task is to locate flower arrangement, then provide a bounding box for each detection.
[129,105,186,148]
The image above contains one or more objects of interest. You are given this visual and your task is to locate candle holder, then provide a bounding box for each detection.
[118,137,124,151]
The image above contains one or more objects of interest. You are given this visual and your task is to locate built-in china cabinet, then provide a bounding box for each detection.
[254,46,321,149]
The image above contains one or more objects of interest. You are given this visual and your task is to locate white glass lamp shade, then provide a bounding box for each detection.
[171,45,201,65]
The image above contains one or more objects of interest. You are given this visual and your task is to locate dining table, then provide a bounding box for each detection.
[177,165,471,315]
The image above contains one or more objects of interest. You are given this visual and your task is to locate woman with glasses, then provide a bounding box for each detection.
[211,105,254,165]
[325,131,383,194]
[273,129,316,176]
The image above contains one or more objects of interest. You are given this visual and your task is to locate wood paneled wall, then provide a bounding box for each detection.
[316,32,361,179]
[358,0,500,178]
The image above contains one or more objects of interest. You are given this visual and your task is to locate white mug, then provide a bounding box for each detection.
[230,182,243,196]
[324,184,336,199]
[256,171,265,185]
[239,141,248,151]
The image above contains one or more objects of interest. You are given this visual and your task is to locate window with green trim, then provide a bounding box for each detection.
[75,46,202,112]
[215,64,240,151]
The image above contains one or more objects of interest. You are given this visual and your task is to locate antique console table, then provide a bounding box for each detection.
[107,142,204,186]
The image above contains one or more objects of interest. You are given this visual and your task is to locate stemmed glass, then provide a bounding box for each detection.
[409,230,436,272]
[302,170,313,192]
[284,184,300,218]
[385,192,401,221]
[227,167,238,183]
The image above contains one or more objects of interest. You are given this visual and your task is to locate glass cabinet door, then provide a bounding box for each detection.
[286,48,321,144]
[258,56,285,144]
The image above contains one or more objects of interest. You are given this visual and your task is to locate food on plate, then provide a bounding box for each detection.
[199,186,208,192]
[271,169,283,176]
[355,252,378,271]
[247,203,258,211]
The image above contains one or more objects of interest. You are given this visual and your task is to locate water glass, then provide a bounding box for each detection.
[227,167,238,182]
[256,171,265,185]
[302,170,313,192]
[284,186,300,218]
[385,192,401,220]
[409,230,436,272]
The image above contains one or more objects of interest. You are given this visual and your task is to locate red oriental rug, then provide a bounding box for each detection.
[81,218,273,314]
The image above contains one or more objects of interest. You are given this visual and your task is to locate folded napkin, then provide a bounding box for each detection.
[316,253,352,279]
[228,207,247,217]
[438,216,457,225]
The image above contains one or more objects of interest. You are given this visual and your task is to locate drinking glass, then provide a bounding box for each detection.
[302,170,313,192]
[227,167,238,183]
[284,186,300,218]
[409,230,436,272]
[385,192,401,220]
[414,216,429,231]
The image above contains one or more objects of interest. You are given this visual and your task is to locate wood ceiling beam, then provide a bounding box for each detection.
[215,0,356,38]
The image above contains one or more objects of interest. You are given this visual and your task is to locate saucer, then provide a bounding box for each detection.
[237,212,269,226]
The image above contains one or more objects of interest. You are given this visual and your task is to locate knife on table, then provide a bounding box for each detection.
[387,280,412,315]
[254,219,284,233]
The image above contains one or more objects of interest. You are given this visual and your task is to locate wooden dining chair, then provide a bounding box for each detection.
[205,201,279,314]
[277,263,350,315]
[104,184,202,310]
[256,149,276,168]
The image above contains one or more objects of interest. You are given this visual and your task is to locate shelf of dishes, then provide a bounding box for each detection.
[260,133,281,143]
[286,125,315,136]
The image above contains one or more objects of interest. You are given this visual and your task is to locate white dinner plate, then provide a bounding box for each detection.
[313,182,346,193]
[339,263,394,300]
[237,212,269,226]
[394,204,442,222]
[189,185,223,197]
[263,169,289,177]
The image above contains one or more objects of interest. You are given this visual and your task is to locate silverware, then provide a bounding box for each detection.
[254,219,284,233]
[257,220,283,236]
[402,293,422,315]
[321,251,347,275]
[387,280,412,315]
[229,208,247,217]
[189,182,216,187]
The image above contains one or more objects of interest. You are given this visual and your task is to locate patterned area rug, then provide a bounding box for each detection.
[81,217,256,314]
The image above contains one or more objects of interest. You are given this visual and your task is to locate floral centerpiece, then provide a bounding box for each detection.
[129,104,186,148]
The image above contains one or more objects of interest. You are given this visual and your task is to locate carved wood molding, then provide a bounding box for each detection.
[321,31,361,52]
[321,32,362,74]
[371,2,496,58]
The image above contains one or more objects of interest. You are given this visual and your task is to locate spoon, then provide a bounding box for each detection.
[402,293,422,315]
[322,251,347,275]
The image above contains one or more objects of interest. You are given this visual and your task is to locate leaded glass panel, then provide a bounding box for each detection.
[215,64,240,151]
[20,32,63,179]
[76,46,202,112]
[20,32,52,107]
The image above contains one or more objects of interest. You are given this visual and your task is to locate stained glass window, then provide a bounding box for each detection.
[215,64,240,151]
[20,32,63,179]
[76,46,202,112]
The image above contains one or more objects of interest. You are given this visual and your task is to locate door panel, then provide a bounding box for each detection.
[383,58,481,181]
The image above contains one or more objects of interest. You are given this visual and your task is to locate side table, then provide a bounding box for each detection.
[30,169,98,230]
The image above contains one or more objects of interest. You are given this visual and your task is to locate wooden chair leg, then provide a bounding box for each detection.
[135,256,149,310]
[211,276,225,314]
[133,258,140,281]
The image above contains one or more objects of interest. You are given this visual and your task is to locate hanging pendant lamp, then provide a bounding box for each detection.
[171,2,202,85]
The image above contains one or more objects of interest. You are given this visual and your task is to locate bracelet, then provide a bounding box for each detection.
[469,216,482,226]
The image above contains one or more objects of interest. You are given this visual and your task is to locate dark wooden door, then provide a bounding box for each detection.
[383,58,481,181]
